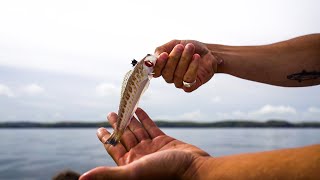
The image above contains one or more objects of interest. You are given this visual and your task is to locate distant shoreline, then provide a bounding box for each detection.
[1,120,320,128]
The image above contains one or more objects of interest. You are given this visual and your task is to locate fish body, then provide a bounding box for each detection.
[106,54,157,146]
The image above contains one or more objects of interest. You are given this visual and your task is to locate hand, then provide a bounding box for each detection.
[80,108,210,180]
[154,40,220,92]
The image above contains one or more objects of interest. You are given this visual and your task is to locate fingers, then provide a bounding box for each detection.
[154,39,180,56]
[97,128,127,166]
[153,52,168,78]
[153,39,179,78]
[80,166,128,180]
[128,116,151,141]
[174,43,195,88]
[162,44,184,83]
[183,54,201,92]
[106,112,138,152]
[136,108,165,139]
[154,42,200,91]
[183,54,200,83]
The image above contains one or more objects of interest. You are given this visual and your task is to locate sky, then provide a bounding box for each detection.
[0,0,320,122]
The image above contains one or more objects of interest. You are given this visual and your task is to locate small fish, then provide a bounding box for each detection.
[106,54,157,146]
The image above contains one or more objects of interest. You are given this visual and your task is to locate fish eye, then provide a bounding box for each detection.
[131,59,138,66]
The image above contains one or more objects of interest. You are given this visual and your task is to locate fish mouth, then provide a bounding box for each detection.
[144,60,154,67]
[144,54,157,67]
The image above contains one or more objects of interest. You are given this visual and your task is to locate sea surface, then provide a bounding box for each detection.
[0,128,319,180]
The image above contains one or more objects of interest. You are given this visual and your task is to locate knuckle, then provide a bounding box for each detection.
[164,77,173,83]
[152,68,161,77]
[174,83,183,88]
[161,69,170,77]
[184,76,194,82]
[174,73,183,81]
[162,71,173,83]
[173,78,183,88]
[168,53,178,60]
[153,73,161,78]
[183,88,193,93]
[155,46,166,54]
[180,55,188,63]
[171,46,184,56]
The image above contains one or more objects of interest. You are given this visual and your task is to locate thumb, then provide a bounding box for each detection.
[80,166,129,180]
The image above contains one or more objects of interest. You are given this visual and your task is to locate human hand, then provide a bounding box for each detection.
[80,108,210,180]
[154,40,221,92]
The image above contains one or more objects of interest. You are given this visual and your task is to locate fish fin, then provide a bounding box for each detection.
[121,70,133,99]
[105,131,121,146]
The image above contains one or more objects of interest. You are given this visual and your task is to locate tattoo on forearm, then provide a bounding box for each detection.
[287,70,320,82]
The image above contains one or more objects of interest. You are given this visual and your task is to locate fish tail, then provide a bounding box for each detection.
[105,132,121,146]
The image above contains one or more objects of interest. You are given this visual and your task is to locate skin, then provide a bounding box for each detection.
[154,40,220,92]
[80,108,210,180]
[80,108,320,180]
[154,34,320,92]
[80,34,320,179]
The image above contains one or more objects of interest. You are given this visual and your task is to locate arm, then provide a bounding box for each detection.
[189,144,320,180]
[154,34,320,92]
[80,108,320,180]
[210,34,320,87]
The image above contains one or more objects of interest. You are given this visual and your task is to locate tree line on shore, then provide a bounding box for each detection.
[1,120,320,128]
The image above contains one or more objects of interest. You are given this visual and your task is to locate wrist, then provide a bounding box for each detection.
[205,43,261,75]
[204,43,233,74]
[182,156,212,180]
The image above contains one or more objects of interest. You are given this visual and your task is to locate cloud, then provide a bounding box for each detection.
[308,107,320,113]
[249,105,297,116]
[0,84,14,97]
[178,110,203,121]
[152,110,204,121]
[95,83,119,97]
[22,83,44,95]
[215,105,298,120]
[53,112,63,119]
[0,1,320,123]
[211,96,221,103]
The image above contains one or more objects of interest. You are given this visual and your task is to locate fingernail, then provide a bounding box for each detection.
[175,44,184,52]
[193,53,200,60]
[159,52,167,59]
[185,43,194,50]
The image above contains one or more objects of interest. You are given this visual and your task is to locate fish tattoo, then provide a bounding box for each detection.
[287,70,320,82]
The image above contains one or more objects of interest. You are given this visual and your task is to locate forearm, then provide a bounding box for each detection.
[192,144,320,180]
[206,34,320,87]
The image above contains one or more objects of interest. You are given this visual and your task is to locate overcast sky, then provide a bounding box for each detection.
[0,0,320,122]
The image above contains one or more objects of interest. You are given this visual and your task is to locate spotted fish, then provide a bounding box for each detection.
[106,54,157,146]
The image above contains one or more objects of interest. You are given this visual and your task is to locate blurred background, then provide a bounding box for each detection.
[0,0,319,179]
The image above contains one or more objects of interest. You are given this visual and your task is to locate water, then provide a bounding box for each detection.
[0,128,319,180]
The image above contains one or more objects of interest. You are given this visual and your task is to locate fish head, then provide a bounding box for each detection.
[142,54,157,75]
